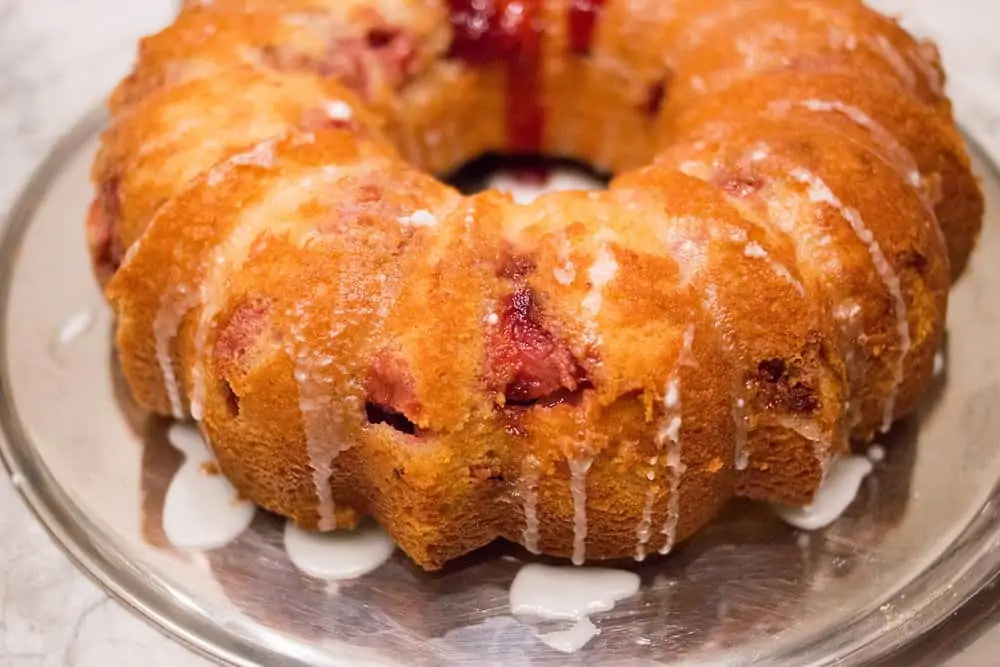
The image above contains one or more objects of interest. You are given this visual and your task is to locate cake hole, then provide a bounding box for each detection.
[757,358,787,383]
[897,248,930,273]
[366,28,397,49]
[489,288,590,406]
[88,176,125,280]
[470,463,505,482]
[365,401,417,435]
[644,78,668,117]
[753,358,821,414]
[444,154,609,199]
[221,381,241,418]
[504,381,593,409]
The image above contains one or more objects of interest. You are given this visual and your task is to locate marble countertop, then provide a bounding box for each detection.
[1,0,999,664]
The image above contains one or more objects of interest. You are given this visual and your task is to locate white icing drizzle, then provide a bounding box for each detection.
[163,423,256,549]
[659,431,689,556]
[647,324,695,557]
[187,307,211,422]
[553,234,577,285]
[743,241,767,258]
[908,42,944,97]
[206,140,276,187]
[681,3,754,50]
[186,165,375,421]
[743,240,806,296]
[933,349,946,377]
[290,324,343,532]
[677,160,711,182]
[133,117,201,160]
[789,168,910,433]
[777,414,832,473]
[118,227,146,270]
[179,166,380,534]
[283,520,395,580]
[55,310,95,347]
[702,282,749,471]
[581,234,619,348]
[397,209,437,227]
[762,190,844,277]
[188,215,269,422]
[509,563,641,654]
[520,455,542,554]
[538,617,599,653]
[866,443,886,463]
[868,33,919,94]
[155,288,199,419]
[294,173,429,533]
[773,455,873,530]
[633,486,657,562]
[323,100,353,122]
[191,146,315,419]
[833,299,866,428]
[747,142,771,162]
[732,395,749,471]
[660,217,747,471]
[569,457,594,566]
[680,143,846,292]
[772,99,924,198]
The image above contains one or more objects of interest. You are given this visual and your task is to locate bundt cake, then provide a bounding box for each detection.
[88,0,983,569]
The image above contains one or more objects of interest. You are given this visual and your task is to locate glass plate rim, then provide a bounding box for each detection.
[1,104,999,667]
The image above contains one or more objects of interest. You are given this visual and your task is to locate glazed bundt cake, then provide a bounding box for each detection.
[88,0,983,568]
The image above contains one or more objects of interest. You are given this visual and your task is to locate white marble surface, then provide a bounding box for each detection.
[1,0,1000,665]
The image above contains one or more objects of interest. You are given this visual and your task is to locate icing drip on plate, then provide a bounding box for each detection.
[163,423,256,549]
[283,520,395,580]
[55,310,95,347]
[773,455,873,530]
[509,563,641,653]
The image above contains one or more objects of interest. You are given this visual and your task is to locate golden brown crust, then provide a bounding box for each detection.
[94,0,981,569]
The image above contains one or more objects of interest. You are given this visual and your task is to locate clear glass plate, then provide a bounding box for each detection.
[3,107,1000,667]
